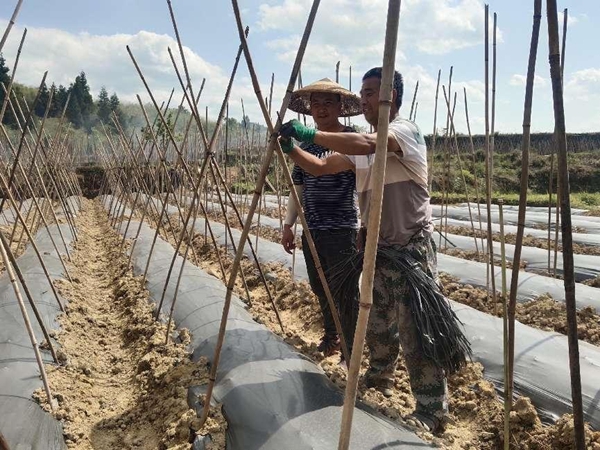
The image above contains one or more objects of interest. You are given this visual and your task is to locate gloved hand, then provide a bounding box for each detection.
[279,119,316,144]
[279,136,294,154]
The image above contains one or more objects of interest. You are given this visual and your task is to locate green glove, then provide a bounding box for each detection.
[279,137,294,154]
[279,119,316,144]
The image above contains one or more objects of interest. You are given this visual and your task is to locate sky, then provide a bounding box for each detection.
[0,0,598,135]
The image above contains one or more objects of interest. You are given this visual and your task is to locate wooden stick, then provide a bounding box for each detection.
[498,198,510,450]
[507,2,541,408]
[0,0,24,53]
[442,86,479,255]
[197,0,321,428]
[463,88,485,255]
[338,1,401,448]
[483,4,497,304]
[0,222,54,411]
[409,80,419,121]
[552,7,568,278]
[429,69,441,191]
[0,28,26,127]
[547,1,585,447]
[163,30,282,330]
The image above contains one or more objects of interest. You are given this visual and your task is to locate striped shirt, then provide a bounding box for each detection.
[292,128,359,230]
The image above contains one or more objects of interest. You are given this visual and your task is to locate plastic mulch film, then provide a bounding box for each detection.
[0,224,75,450]
[104,205,433,448]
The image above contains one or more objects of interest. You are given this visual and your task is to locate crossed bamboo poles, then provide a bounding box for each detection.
[0,0,583,448]
[0,15,83,414]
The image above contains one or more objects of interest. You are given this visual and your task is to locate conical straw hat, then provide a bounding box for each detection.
[288,78,362,117]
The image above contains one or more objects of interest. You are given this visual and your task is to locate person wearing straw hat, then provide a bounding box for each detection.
[278,68,471,434]
[281,78,361,362]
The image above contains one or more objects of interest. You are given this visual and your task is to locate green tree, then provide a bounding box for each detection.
[67,71,95,131]
[96,86,111,124]
[51,84,68,118]
[35,82,51,117]
[108,92,127,132]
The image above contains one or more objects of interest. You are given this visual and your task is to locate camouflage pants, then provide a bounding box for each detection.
[366,236,448,420]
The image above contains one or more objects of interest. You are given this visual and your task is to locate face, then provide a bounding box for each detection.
[360,77,381,126]
[309,92,342,128]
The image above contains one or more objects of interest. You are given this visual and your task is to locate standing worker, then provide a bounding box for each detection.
[278,68,471,433]
[281,78,361,362]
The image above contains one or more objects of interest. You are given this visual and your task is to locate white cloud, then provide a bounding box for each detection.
[509,74,548,88]
[257,0,500,72]
[558,10,579,27]
[0,20,285,129]
[565,68,600,102]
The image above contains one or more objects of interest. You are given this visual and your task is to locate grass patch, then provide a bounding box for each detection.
[430,191,600,209]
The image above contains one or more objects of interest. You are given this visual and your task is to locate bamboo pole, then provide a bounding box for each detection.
[428,69,441,191]
[483,4,497,304]
[552,7,568,278]
[164,30,282,328]
[3,85,74,273]
[0,72,47,213]
[197,0,321,428]
[338,2,401,448]
[0,0,24,53]
[409,80,419,121]
[464,88,485,255]
[546,1,585,447]
[442,86,479,255]
[439,67,453,249]
[498,198,509,450]
[0,28,26,129]
[507,0,540,436]
[0,225,55,411]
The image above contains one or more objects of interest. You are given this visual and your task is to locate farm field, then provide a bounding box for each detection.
[2,0,600,449]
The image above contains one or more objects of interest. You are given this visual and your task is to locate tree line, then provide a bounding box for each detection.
[0,53,126,133]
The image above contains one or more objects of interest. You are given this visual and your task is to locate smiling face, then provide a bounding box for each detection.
[360,76,381,127]
[309,92,342,129]
[360,76,399,127]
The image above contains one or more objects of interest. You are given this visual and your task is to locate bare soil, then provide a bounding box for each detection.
[440,274,600,347]
[32,199,226,450]
[442,225,600,256]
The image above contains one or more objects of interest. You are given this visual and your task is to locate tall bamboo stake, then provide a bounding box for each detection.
[442,86,479,255]
[197,0,322,428]
[507,1,541,413]
[483,4,497,304]
[552,7,568,278]
[409,80,419,121]
[0,28,26,126]
[0,0,24,53]
[163,24,283,333]
[547,1,585,447]
[464,88,485,254]
[429,69,441,191]
[338,2,400,448]
[0,229,54,411]
[498,198,509,450]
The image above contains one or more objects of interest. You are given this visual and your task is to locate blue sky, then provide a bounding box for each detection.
[1,0,598,134]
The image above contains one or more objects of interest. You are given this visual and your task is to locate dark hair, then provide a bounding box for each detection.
[362,67,404,110]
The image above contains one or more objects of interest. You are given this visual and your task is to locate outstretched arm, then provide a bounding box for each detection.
[313,131,401,155]
[279,119,402,156]
[285,142,354,176]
